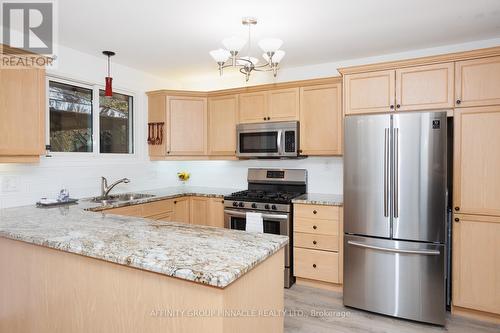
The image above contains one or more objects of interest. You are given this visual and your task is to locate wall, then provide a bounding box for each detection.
[0,44,184,209]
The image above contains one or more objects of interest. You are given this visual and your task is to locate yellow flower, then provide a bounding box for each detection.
[177,171,190,181]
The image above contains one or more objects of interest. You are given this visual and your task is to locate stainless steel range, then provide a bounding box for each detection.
[224,168,307,288]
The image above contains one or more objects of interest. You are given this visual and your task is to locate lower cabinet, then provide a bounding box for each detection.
[102,196,225,228]
[293,203,343,288]
[452,214,500,316]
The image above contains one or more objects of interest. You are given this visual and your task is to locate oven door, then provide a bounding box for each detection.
[224,208,290,265]
[237,129,282,158]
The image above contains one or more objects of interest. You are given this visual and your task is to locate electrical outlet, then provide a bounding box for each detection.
[1,176,20,193]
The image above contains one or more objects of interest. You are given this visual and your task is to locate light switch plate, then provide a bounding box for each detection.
[1,176,20,193]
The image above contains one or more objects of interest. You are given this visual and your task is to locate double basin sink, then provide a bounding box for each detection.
[90,193,155,205]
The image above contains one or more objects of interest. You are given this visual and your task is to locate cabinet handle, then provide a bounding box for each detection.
[312,264,317,268]
[456,99,461,105]
[396,104,401,109]
[298,149,303,154]
[167,151,170,154]
[454,217,460,222]
[454,206,460,211]
[313,240,317,245]
[263,117,266,121]
[313,225,317,230]
[267,117,271,120]
[174,201,177,204]
[390,105,395,110]
[313,210,317,214]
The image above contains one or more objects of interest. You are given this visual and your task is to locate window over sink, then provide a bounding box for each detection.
[48,79,134,155]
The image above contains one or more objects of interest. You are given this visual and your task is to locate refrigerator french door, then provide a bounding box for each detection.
[343,111,447,326]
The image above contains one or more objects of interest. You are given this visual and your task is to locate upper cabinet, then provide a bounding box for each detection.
[455,56,500,108]
[0,67,46,163]
[396,63,454,111]
[166,96,207,156]
[454,106,500,216]
[344,70,395,115]
[238,91,268,123]
[344,64,454,115]
[300,83,342,155]
[208,95,238,156]
[238,88,299,123]
[267,88,300,122]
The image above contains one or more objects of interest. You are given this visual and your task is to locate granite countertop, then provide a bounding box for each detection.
[0,187,288,288]
[292,193,343,206]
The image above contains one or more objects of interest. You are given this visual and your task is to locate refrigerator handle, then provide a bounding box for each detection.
[394,128,399,218]
[384,128,389,217]
[347,241,440,255]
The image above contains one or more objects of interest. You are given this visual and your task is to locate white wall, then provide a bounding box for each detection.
[2,37,500,208]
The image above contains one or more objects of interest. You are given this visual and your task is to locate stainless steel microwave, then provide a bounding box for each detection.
[236,121,299,158]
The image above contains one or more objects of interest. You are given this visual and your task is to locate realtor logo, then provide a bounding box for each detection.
[2,1,54,54]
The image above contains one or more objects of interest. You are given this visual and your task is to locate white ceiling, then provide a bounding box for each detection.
[58,0,500,79]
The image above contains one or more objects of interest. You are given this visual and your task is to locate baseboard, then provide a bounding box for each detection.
[452,305,500,324]
[295,277,343,292]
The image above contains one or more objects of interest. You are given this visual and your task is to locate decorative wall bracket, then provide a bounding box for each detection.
[147,122,164,145]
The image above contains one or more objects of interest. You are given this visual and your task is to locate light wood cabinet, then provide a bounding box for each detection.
[452,214,500,315]
[344,70,395,115]
[0,67,46,163]
[173,197,190,223]
[104,204,144,217]
[238,91,268,123]
[267,88,300,122]
[208,95,238,155]
[455,56,500,107]
[166,96,207,156]
[454,107,500,216]
[207,198,225,228]
[147,93,167,157]
[190,197,209,226]
[299,84,342,155]
[293,203,343,288]
[395,63,454,111]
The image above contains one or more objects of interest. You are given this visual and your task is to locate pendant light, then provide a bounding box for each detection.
[102,51,115,97]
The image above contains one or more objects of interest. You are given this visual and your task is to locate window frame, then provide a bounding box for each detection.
[46,75,138,159]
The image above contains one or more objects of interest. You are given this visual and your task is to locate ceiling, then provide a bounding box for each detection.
[58,0,500,79]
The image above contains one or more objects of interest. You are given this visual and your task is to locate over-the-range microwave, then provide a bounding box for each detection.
[236,121,299,158]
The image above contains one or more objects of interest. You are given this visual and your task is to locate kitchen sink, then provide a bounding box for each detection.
[90,193,155,204]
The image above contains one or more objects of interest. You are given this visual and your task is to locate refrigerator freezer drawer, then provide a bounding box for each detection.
[343,235,445,325]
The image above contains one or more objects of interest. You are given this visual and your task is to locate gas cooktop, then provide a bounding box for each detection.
[225,190,303,204]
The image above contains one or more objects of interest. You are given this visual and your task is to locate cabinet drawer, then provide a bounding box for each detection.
[294,217,339,236]
[294,247,339,283]
[294,232,339,252]
[294,204,339,220]
[143,199,174,217]
[104,204,144,217]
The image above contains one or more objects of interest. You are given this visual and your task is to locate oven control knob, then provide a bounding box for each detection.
[238,202,245,207]
[232,201,238,207]
[251,203,257,209]
[264,204,270,210]
[271,205,277,210]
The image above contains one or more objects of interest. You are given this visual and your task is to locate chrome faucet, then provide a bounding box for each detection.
[101,177,130,197]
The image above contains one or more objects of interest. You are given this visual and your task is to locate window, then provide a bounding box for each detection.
[48,79,134,155]
[49,81,93,152]
[99,90,133,154]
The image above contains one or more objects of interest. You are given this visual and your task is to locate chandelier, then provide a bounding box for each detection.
[209,17,285,82]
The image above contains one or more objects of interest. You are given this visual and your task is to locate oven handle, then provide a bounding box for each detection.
[224,209,289,220]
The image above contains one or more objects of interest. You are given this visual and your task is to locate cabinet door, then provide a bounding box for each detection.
[268,88,299,122]
[207,198,225,228]
[456,56,500,107]
[238,91,268,123]
[190,197,209,226]
[344,70,395,115]
[0,68,45,159]
[454,107,500,216]
[167,96,207,155]
[452,214,500,315]
[104,204,144,217]
[147,93,167,157]
[396,63,454,111]
[173,197,190,223]
[300,84,342,155]
[207,95,238,155]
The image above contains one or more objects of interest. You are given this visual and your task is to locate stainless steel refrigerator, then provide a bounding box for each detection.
[343,111,448,326]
